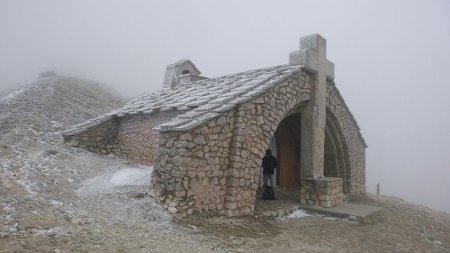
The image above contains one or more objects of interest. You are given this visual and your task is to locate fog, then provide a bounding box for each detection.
[1,0,449,213]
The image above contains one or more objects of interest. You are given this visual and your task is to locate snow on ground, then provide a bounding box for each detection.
[109,166,152,186]
[0,85,32,103]
[286,209,311,219]
[77,166,152,196]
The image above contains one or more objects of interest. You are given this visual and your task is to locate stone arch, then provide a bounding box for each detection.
[326,82,367,194]
[324,107,351,193]
[223,71,313,216]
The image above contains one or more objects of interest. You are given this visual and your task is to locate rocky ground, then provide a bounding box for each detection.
[1,77,449,252]
[180,194,450,253]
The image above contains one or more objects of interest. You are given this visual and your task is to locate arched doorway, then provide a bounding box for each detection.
[259,108,350,194]
[255,111,303,214]
[257,111,302,192]
[273,112,301,191]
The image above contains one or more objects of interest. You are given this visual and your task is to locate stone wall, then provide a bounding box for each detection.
[63,117,119,154]
[151,109,235,215]
[63,111,186,165]
[300,177,343,207]
[151,71,313,216]
[326,82,367,194]
[116,110,186,166]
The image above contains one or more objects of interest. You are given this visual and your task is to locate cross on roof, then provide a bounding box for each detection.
[289,34,334,81]
[289,34,335,179]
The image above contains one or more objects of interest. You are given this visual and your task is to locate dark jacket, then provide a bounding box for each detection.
[262,155,277,175]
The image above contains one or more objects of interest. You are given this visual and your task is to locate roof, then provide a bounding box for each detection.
[62,64,301,135]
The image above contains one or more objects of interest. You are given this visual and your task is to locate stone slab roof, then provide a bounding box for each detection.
[63,64,301,135]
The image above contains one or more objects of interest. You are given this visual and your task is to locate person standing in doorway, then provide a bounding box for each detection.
[262,149,278,200]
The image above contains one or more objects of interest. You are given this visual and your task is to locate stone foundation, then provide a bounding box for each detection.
[300,177,343,208]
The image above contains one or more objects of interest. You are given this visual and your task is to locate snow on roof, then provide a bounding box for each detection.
[62,64,301,135]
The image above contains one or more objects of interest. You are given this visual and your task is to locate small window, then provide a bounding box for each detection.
[181,70,190,75]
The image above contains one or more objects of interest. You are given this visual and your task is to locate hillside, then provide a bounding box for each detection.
[0,77,449,252]
[0,76,124,140]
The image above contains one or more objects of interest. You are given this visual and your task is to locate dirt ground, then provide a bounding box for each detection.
[180,194,450,253]
[1,131,449,253]
[0,131,449,253]
[1,137,449,253]
[1,80,449,252]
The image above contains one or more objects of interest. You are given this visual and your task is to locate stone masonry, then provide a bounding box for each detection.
[151,72,313,216]
[300,177,343,207]
[63,117,119,154]
[64,110,185,166]
[63,34,367,217]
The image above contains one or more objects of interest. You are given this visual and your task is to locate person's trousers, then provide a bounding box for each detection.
[263,173,275,187]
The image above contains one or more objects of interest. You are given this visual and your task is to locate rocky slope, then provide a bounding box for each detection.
[0,76,124,139]
[0,76,219,253]
[0,76,449,253]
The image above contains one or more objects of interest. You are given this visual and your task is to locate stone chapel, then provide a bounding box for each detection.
[63,34,367,217]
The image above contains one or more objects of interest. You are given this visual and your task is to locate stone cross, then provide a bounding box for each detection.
[289,34,334,81]
[289,34,335,179]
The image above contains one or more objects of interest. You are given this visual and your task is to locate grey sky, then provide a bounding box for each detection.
[1,0,449,212]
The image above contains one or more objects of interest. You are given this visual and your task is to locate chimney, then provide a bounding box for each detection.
[162,59,207,88]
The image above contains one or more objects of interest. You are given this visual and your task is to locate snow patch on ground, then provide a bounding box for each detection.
[287,209,311,219]
[109,167,152,186]
[77,166,153,196]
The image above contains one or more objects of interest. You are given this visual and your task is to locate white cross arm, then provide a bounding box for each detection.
[289,33,335,81]
[289,50,334,80]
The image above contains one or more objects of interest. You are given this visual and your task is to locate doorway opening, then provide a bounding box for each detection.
[258,112,301,190]
[255,111,302,214]
[273,112,302,191]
